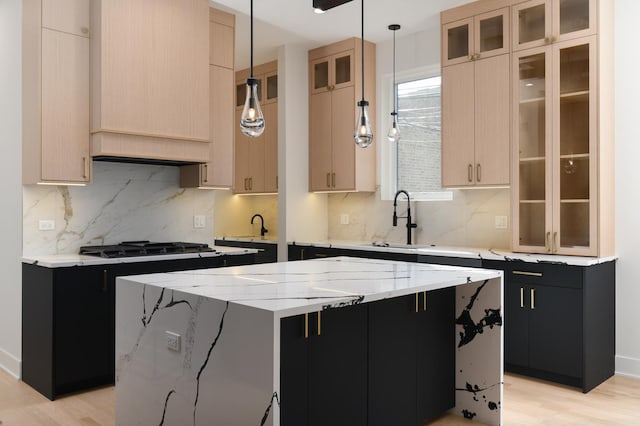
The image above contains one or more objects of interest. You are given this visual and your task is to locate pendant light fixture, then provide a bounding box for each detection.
[239,0,265,138]
[387,24,401,143]
[354,0,373,148]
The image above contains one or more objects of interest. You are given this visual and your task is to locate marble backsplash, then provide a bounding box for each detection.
[23,162,216,256]
[328,188,511,249]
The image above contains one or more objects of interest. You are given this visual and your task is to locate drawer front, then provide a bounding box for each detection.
[484,260,583,289]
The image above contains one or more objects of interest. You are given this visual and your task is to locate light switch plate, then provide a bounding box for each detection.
[166,331,181,352]
[193,215,206,229]
[38,219,55,231]
[340,214,350,225]
[495,216,508,229]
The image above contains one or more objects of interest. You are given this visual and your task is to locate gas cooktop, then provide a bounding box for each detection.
[79,241,216,258]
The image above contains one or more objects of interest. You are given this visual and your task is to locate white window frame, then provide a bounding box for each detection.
[380,65,453,202]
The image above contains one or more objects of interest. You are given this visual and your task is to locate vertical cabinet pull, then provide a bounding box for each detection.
[249,177,253,191]
[317,311,322,336]
[326,173,331,188]
[468,164,473,182]
[415,293,419,313]
[553,231,558,253]
[476,164,481,182]
[304,313,309,339]
[331,173,336,188]
[545,231,551,252]
[102,269,108,293]
[520,287,524,308]
[423,292,427,312]
[82,157,88,179]
[203,164,208,183]
[530,288,536,310]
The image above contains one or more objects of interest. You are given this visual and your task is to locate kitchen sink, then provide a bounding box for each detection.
[364,242,478,257]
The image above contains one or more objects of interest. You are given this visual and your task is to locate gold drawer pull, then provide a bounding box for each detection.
[513,270,543,277]
[203,164,208,183]
[415,293,419,313]
[476,163,481,182]
[520,287,524,308]
[304,313,309,339]
[317,311,322,336]
[423,292,427,312]
[468,164,473,182]
[530,288,536,310]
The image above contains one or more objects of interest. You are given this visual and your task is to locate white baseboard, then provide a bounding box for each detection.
[0,348,20,379]
[616,355,640,379]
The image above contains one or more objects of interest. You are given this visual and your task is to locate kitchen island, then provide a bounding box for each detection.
[115,257,503,425]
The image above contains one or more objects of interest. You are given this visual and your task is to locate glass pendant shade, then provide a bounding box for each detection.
[355,100,373,148]
[240,78,265,137]
[387,112,400,143]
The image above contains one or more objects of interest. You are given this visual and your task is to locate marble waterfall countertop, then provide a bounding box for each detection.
[115,256,503,425]
[117,256,502,317]
[21,245,258,268]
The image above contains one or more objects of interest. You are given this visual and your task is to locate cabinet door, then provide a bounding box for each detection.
[54,266,111,391]
[234,108,250,193]
[204,65,234,187]
[513,0,551,51]
[248,124,266,194]
[554,0,596,42]
[528,285,582,378]
[209,20,234,68]
[442,18,473,67]
[441,61,475,187]
[309,91,333,191]
[474,8,510,60]
[331,86,357,190]
[41,28,90,183]
[310,56,331,95]
[280,315,309,426]
[264,71,278,104]
[552,37,597,255]
[512,47,553,253]
[263,101,278,193]
[474,54,510,186]
[308,305,368,426]
[332,51,354,91]
[504,281,530,368]
[369,295,417,426]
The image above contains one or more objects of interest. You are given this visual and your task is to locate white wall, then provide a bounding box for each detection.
[0,0,23,377]
[614,0,640,378]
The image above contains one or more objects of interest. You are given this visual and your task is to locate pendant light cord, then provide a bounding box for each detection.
[392,28,396,114]
[361,0,365,102]
[250,0,254,78]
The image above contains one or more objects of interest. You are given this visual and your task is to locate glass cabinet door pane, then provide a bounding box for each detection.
[559,0,590,35]
[479,15,504,53]
[266,74,278,101]
[334,54,351,85]
[314,61,329,90]
[447,24,469,60]
[518,4,546,45]
[236,83,246,107]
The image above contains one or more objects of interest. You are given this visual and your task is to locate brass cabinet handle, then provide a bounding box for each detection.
[468,164,473,182]
[544,37,551,44]
[81,26,89,35]
[244,178,248,190]
[553,231,558,253]
[474,53,481,60]
[520,287,524,308]
[423,292,427,312]
[82,157,88,179]
[331,172,336,188]
[545,231,551,253]
[326,173,331,188]
[102,269,108,293]
[317,311,322,336]
[249,177,253,191]
[415,293,419,313]
[530,288,536,310]
[513,270,543,277]
[468,54,474,60]
[304,313,309,339]
[300,248,305,260]
[476,163,481,182]
[203,164,208,183]
[276,175,278,189]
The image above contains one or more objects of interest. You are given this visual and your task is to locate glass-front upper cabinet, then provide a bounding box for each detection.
[265,71,278,104]
[513,0,595,51]
[442,7,509,67]
[310,50,354,94]
[512,36,596,256]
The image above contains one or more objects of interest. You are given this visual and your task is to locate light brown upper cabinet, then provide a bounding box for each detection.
[233,61,278,194]
[181,8,236,189]
[441,5,510,188]
[442,7,510,67]
[512,0,614,257]
[91,0,210,164]
[308,38,376,192]
[23,0,91,184]
[512,0,596,51]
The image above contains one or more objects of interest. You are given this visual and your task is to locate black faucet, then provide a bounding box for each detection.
[251,214,268,238]
[393,190,417,245]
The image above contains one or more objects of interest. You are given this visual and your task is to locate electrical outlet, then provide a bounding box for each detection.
[495,216,508,229]
[340,213,350,225]
[166,331,181,352]
[38,219,55,231]
[193,215,206,229]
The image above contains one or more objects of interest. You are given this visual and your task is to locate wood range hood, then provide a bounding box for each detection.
[90,0,210,166]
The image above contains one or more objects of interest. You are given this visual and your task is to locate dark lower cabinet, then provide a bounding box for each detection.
[281,304,368,426]
[215,239,277,263]
[368,288,455,426]
[22,253,254,400]
[281,289,454,426]
[484,259,615,392]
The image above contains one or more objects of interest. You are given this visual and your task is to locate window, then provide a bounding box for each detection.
[382,68,452,201]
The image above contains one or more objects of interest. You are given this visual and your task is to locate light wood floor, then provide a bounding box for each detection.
[1,370,639,425]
